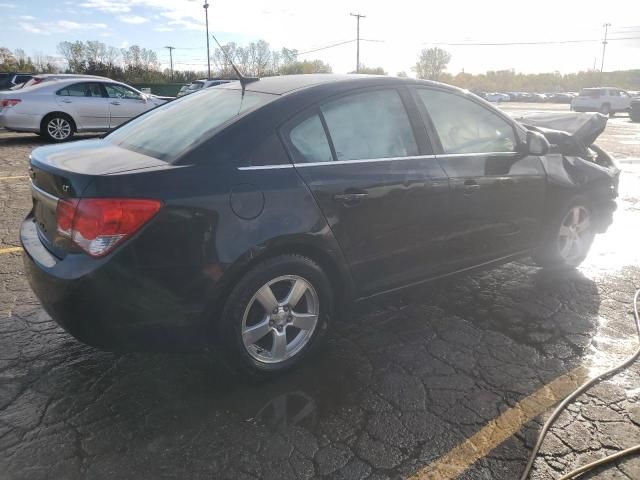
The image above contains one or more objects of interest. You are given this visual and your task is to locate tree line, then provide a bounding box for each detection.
[412,47,640,92]
[0,40,333,84]
[1,42,638,91]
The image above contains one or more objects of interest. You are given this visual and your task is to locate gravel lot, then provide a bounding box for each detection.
[1,104,639,479]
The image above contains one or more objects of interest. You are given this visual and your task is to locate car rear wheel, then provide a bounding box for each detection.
[42,114,74,142]
[599,103,611,115]
[219,254,332,376]
[533,197,595,269]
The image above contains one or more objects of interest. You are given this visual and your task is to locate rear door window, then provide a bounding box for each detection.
[415,88,517,154]
[284,112,333,164]
[57,82,104,97]
[319,89,418,161]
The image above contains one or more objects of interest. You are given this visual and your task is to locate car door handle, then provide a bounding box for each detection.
[333,190,368,205]
[110,101,121,105]
[463,180,480,195]
[60,99,72,103]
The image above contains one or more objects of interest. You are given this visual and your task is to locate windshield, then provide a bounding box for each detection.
[106,88,274,161]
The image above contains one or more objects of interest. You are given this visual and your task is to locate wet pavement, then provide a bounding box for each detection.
[1,105,639,479]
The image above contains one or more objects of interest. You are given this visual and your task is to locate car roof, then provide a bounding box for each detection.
[218,74,458,96]
[34,74,110,79]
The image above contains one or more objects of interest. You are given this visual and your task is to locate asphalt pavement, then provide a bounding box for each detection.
[1,104,639,479]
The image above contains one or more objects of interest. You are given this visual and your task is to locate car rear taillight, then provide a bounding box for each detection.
[1,99,21,108]
[56,198,162,257]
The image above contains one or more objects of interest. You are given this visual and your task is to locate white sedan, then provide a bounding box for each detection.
[0,78,169,142]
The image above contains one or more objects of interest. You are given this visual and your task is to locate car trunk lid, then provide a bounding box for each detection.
[29,139,171,258]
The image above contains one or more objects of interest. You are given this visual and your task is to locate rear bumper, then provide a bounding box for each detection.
[0,110,40,132]
[20,217,210,351]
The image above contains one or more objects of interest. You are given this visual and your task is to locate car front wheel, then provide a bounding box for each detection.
[42,114,74,142]
[220,254,332,376]
[533,197,595,269]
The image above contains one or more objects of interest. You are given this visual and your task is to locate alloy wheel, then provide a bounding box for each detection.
[241,275,319,364]
[557,206,591,263]
[47,117,71,140]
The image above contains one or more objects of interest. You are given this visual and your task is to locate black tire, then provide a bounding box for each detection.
[219,254,333,376]
[41,113,75,142]
[532,196,595,269]
[599,103,611,115]
[631,108,640,123]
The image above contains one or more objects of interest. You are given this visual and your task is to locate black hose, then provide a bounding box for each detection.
[520,289,640,480]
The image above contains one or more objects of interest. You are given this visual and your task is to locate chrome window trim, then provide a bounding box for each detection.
[295,155,437,168]
[237,164,295,171]
[437,151,518,158]
[237,152,518,170]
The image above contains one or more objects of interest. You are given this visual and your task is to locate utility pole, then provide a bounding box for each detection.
[601,23,611,73]
[350,12,366,73]
[164,46,175,81]
[204,1,211,79]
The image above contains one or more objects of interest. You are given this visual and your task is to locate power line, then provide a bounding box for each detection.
[297,39,356,55]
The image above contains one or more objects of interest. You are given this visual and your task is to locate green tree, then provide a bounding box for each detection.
[413,47,452,81]
[279,59,332,75]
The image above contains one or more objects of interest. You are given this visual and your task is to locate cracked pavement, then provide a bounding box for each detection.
[1,106,639,479]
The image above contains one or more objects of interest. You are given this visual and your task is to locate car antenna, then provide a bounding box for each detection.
[210,32,259,96]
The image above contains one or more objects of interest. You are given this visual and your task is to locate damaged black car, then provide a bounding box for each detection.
[21,75,620,374]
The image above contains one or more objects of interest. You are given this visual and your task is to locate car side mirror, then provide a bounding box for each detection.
[526,130,550,156]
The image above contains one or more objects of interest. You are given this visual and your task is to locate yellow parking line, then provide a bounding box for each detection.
[0,175,28,181]
[409,365,590,480]
[0,247,23,255]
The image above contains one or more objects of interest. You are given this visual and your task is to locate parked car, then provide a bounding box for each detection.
[0,72,34,90]
[486,92,510,102]
[0,78,169,141]
[547,93,574,104]
[571,87,632,115]
[21,75,619,375]
[631,97,640,122]
[177,78,232,97]
[11,74,111,90]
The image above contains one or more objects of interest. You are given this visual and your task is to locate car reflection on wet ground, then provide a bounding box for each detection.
[1,104,640,479]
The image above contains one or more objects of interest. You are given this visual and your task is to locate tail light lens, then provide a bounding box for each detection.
[1,99,21,108]
[56,198,162,257]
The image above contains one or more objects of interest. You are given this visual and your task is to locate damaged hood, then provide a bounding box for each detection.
[517,112,608,156]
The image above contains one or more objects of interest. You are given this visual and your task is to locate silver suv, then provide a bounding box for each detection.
[571,87,632,115]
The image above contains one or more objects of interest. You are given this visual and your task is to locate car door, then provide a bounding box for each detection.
[104,83,150,128]
[282,87,450,297]
[412,87,546,269]
[55,82,110,130]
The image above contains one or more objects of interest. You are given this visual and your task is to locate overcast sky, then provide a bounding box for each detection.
[2,0,639,75]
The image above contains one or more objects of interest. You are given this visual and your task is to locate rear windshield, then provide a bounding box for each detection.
[106,88,274,161]
[580,88,604,96]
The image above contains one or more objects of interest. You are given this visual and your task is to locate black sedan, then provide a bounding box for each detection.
[21,75,619,375]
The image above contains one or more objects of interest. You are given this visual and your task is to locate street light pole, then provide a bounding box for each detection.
[601,22,611,73]
[204,1,211,79]
[350,13,366,73]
